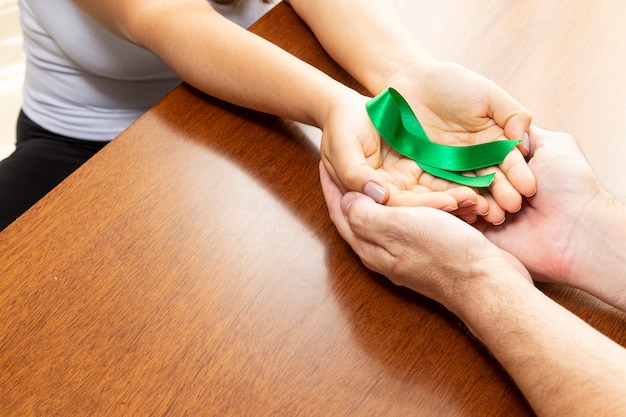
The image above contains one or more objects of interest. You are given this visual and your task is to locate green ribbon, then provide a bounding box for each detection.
[365,88,520,188]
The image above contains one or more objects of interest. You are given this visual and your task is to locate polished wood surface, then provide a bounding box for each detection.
[1,2,625,415]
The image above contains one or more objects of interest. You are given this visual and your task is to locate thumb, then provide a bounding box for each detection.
[488,85,532,156]
[504,114,532,157]
[322,156,389,205]
[340,190,391,242]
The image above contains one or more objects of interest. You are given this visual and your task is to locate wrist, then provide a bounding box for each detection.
[452,265,535,339]
[347,19,437,95]
[316,87,369,131]
[376,54,438,94]
[443,251,533,324]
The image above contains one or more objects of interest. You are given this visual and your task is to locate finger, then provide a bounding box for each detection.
[442,187,490,216]
[342,191,409,249]
[321,132,389,204]
[319,162,395,271]
[459,213,479,224]
[319,161,356,243]
[488,83,532,140]
[499,148,537,197]
[419,170,490,216]
[386,188,460,211]
[339,191,401,273]
[409,170,490,214]
[480,190,507,225]
[488,84,532,156]
[345,192,471,254]
[415,170,465,192]
[473,165,522,214]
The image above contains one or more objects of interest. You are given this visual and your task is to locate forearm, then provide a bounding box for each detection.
[76,0,357,129]
[286,0,435,95]
[569,191,626,312]
[452,273,626,417]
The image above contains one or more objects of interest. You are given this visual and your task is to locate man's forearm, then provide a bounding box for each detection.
[454,273,626,417]
[570,191,626,312]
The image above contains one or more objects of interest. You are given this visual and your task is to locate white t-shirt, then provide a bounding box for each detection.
[19,0,275,141]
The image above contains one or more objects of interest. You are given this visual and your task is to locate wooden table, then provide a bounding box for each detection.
[1,2,625,415]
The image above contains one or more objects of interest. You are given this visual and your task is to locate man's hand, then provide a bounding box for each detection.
[476,127,626,312]
[319,160,530,308]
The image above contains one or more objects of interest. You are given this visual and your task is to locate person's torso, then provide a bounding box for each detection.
[20,0,274,140]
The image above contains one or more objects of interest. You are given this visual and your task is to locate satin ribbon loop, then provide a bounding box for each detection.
[366,88,520,188]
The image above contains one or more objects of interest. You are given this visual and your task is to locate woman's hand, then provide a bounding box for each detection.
[389,61,536,224]
[319,91,491,218]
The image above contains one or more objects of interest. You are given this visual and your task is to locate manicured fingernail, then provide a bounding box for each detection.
[523,132,530,153]
[364,182,386,204]
[525,188,537,198]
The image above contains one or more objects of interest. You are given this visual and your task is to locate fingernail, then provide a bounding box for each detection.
[493,217,506,226]
[522,132,530,153]
[525,188,537,198]
[442,206,456,212]
[459,200,475,208]
[364,182,386,204]
[341,193,357,213]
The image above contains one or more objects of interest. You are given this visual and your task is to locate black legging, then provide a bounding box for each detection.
[0,111,109,231]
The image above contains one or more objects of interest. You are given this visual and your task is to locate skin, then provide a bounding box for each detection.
[319,127,626,417]
[286,0,535,220]
[71,0,535,224]
[476,127,626,311]
[42,3,626,413]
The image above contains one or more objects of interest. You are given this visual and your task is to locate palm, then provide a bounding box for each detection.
[388,61,536,218]
[320,62,534,222]
[476,129,598,283]
[320,100,489,214]
[408,63,511,146]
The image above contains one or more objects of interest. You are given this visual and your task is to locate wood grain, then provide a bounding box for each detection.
[1,2,624,415]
